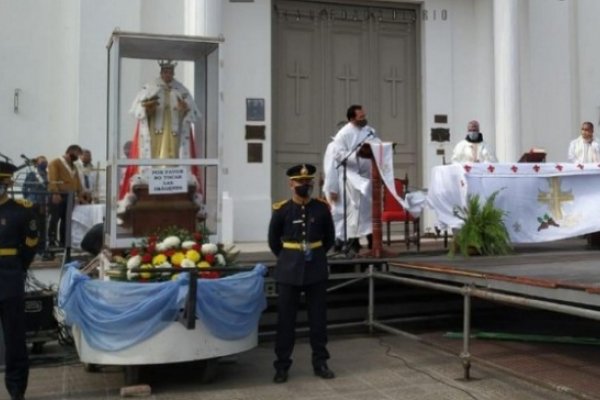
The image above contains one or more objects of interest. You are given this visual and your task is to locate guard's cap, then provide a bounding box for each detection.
[286,164,316,180]
[0,161,16,179]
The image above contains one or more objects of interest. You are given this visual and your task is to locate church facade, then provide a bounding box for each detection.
[1,0,598,242]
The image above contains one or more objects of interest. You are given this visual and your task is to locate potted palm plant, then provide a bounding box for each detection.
[449,190,512,257]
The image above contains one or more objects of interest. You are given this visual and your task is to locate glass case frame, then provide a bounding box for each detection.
[105,31,222,249]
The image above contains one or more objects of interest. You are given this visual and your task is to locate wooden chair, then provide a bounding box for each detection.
[381,175,420,251]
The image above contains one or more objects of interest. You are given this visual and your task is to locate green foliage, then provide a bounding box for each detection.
[449,190,512,257]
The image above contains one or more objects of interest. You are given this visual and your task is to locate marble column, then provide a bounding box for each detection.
[493,0,521,162]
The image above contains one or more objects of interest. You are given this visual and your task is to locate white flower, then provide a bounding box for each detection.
[156,242,167,252]
[181,259,196,269]
[127,255,142,269]
[156,261,172,277]
[126,269,139,280]
[201,243,218,255]
[181,240,196,250]
[215,253,226,266]
[163,236,181,249]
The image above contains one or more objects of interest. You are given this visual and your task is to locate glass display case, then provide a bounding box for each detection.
[105,31,222,248]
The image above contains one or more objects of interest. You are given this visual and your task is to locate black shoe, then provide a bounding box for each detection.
[11,394,25,400]
[273,369,288,383]
[313,365,335,379]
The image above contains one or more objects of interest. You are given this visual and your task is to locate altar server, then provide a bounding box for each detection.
[568,121,600,163]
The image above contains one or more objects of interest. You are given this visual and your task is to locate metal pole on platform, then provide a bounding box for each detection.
[368,264,374,333]
[460,289,472,380]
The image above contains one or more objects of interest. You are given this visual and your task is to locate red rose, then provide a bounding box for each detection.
[200,271,220,279]
[130,248,139,256]
[165,249,175,257]
[148,235,158,243]
[193,232,203,242]
[192,243,201,251]
[147,244,156,253]
[204,254,215,264]
[141,253,152,264]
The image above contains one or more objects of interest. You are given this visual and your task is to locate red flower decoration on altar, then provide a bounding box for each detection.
[533,165,541,172]
[555,164,563,172]
[487,164,495,173]
[511,165,518,173]
[577,164,584,170]
[463,165,472,173]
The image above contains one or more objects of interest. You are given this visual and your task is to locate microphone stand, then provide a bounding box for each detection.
[335,130,374,258]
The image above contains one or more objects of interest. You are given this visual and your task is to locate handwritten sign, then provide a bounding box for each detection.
[149,167,187,194]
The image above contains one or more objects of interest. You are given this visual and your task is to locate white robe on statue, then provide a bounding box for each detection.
[130,77,201,161]
[324,122,381,240]
[567,137,600,163]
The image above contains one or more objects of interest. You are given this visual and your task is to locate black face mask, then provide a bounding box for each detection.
[69,153,79,162]
[294,184,312,198]
[356,119,368,128]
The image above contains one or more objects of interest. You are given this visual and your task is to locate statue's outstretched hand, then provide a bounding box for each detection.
[142,96,159,116]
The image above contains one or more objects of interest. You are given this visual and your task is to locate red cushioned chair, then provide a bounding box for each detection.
[381,175,420,251]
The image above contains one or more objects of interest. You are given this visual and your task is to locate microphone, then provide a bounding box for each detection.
[20,154,33,165]
[367,129,376,138]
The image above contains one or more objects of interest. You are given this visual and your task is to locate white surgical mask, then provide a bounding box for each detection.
[468,132,479,140]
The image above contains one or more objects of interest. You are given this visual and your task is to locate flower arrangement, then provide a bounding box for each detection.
[107,226,239,282]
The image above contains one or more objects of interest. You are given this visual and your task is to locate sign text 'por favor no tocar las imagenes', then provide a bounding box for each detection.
[149,167,187,194]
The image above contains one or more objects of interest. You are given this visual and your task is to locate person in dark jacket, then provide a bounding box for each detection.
[268,163,335,383]
[0,161,39,400]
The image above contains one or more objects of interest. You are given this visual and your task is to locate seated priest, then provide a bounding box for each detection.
[567,121,600,163]
[451,120,497,163]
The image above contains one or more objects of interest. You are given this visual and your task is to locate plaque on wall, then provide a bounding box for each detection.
[248,143,263,163]
[246,98,265,121]
[245,125,266,140]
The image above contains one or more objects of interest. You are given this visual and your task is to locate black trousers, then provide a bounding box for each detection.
[49,198,67,247]
[274,281,330,371]
[1,293,29,398]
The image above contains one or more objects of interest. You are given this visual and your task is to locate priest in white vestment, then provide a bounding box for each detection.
[323,105,381,252]
[567,121,600,163]
[451,120,497,163]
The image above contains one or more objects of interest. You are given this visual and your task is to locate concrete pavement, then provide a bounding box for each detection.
[4,333,579,400]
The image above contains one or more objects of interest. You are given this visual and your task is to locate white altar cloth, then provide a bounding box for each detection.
[428,162,600,243]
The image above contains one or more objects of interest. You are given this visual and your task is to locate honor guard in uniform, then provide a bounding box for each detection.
[268,163,335,383]
[0,161,38,400]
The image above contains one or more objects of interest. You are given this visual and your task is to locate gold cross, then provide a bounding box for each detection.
[537,177,573,220]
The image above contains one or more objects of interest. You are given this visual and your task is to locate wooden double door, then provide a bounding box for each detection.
[272,0,419,200]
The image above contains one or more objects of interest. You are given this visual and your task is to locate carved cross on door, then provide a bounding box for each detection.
[336,64,358,106]
[286,61,309,116]
[384,66,404,117]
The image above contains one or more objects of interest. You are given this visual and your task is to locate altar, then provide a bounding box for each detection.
[428,163,600,243]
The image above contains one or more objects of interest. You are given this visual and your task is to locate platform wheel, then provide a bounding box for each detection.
[199,358,219,383]
[83,363,100,373]
[124,365,140,386]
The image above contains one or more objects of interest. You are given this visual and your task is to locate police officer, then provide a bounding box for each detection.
[268,164,335,383]
[0,161,38,400]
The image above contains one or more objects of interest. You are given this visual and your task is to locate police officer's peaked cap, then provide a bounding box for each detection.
[286,163,316,180]
[0,161,16,179]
